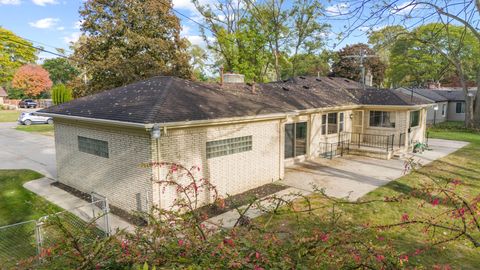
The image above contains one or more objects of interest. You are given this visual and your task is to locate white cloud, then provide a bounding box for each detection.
[325,3,349,15]
[63,32,81,44]
[29,17,60,29]
[73,20,84,29]
[390,1,423,15]
[0,0,21,5]
[358,25,386,33]
[32,0,58,6]
[56,26,65,31]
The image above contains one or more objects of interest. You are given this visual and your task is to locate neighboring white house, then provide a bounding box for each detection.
[39,76,430,213]
[396,88,448,124]
[433,90,476,122]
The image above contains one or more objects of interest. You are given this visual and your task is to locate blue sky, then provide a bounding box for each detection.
[0,0,370,62]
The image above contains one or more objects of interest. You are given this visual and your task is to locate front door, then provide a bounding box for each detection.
[284,122,307,159]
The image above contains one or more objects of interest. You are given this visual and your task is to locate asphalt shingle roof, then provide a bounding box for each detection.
[404,88,448,102]
[433,90,467,101]
[40,76,430,124]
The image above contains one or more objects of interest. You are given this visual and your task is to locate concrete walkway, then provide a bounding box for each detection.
[206,139,468,228]
[281,138,469,200]
[24,177,134,232]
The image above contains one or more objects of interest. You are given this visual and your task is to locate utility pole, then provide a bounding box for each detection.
[343,49,378,90]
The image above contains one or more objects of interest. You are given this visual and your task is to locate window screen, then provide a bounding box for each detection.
[78,136,109,158]
[207,136,252,159]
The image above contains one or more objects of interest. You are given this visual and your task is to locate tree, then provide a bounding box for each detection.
[0,27,37,84]
[188,44,208,82]
[325,0,480,128]
[288,0,330,77]
[331,43,386,86]
[42,58,79,85]
[51,84,73,105]
[193,0,272,82]
[194,0,330,82]
[385,24,479,88]
[71,0,192,95]
[281,51,330,78]
[12,64,52,97]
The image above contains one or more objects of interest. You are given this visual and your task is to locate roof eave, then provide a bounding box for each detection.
[36,112,153,129]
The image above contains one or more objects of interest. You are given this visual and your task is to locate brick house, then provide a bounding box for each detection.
[39,76,430,212]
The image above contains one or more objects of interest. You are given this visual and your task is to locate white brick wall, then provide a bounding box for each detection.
[153,120,281,209]
[54,120,154,212]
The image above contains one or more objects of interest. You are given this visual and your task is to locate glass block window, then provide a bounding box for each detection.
[78,136,109,158]
[206,136,252,159]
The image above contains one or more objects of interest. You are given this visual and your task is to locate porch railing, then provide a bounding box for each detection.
[340,132,395,152]
[319,140,350,159]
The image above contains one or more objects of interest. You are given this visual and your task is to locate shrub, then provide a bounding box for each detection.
[51,84,73,105]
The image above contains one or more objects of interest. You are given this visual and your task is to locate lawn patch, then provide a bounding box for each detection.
[15,124,54,136]
[0,110,20,122]
[0,169,59,226]
[258,123,480,269]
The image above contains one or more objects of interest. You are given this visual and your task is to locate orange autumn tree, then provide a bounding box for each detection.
[12,64,53,97]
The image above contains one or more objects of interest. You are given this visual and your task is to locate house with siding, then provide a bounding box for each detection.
[38,75,430,212]
[433,90,477,122]
[395,88,449,124]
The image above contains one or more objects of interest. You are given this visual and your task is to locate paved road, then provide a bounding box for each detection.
[0,122,56,179]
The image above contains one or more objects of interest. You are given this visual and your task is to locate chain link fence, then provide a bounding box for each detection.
[0,197,110,266]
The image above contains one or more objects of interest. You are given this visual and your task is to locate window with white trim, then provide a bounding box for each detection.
[441,104,446,116]
[327,113,338,134]
[410,110,420,127]
[456,102,465,113]
[321,114,327,135]
[206,136,252,159]
[339,112,345,132]
[78,136,109,158]
[369,111,395,128]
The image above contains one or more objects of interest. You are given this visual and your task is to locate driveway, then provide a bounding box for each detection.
[280,139,469,200]
[0,122,56,179]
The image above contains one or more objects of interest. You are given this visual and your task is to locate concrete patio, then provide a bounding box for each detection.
[280,138,469,200]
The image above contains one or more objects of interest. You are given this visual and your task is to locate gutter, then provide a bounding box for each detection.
[36,112,153,129]
[38,103,431,131]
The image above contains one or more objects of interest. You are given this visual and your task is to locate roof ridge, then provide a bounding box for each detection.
[144,76,175,124]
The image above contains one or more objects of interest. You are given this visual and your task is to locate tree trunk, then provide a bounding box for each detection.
[473,67,480,129]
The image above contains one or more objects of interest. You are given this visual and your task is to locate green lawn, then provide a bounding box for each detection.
[0,110,20,122]
[0,170,59,226]
[264,121,480,268]
[0,170,62,264]
[15,124,54,136]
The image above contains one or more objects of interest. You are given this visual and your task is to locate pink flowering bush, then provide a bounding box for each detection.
[19,160,480,269]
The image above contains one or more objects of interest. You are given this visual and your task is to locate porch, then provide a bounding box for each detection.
[318,131,407,160]
[280,139,468,200]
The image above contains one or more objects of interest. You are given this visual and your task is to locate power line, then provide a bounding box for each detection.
[0,36,71,60]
